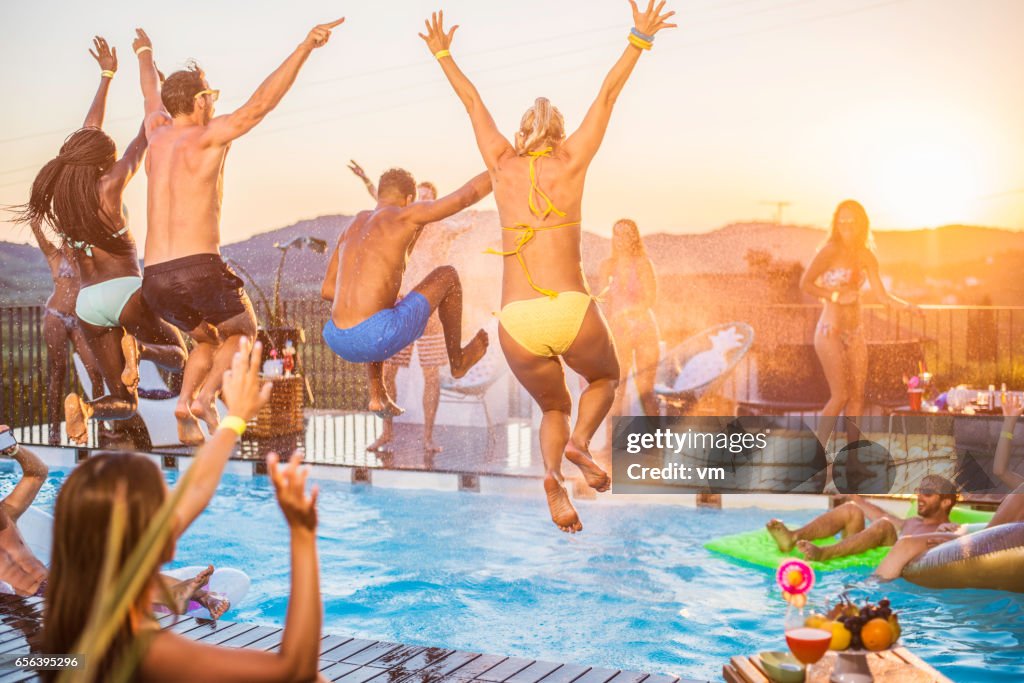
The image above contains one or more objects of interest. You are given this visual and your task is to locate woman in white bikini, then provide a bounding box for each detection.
[800,200,918,461]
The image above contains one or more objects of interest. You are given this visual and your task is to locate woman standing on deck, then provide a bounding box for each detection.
[43,339,327,683]
[26,219,103,445]
[421,0,676,533]
[16,37,186,445]
[597,219,660,419]
[800,200,918,469]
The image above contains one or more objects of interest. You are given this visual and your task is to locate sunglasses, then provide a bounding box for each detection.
[194,89,220,102]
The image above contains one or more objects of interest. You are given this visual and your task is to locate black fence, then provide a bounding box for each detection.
[2,301,1023,436]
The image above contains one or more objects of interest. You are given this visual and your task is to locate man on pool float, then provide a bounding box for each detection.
[874,395,1024,581]
[766,474,957,562]
[0,434,230,618]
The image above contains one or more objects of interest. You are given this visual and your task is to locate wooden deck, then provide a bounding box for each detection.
[0,595,706,683]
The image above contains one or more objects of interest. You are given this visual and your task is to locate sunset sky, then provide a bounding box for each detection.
[1,0,1022,248]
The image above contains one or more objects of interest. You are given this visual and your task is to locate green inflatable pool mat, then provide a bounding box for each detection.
[704,504,995,572]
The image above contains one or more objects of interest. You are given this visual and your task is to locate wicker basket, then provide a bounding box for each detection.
[247,375,305,438]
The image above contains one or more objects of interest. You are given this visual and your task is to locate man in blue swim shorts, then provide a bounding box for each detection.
[321,168,492,416]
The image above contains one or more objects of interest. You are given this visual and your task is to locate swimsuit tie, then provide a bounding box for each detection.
[487,147,579,298]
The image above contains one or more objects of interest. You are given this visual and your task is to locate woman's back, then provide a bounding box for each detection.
[491,149,588,302]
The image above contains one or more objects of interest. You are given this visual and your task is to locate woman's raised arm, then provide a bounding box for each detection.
[420,11,514,170]
[563,1,676,170]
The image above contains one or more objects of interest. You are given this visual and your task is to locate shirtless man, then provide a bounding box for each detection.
[874,395,1024,580]
[766,474,957,562]
[348,163,473,454]
[320,168,490,416]
[133,18,344,444]
[0,430,229,616]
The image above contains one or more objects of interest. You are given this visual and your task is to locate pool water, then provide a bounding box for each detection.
[5,466,1023,682]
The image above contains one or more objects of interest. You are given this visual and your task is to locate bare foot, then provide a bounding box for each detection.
[199,592,231,620]
[544,472,582,533]
[766,518,796,552]
[368,396,404,418]
[174,405,205,446]
[451,329,489,379]
[190,398,221,433]
[64,393,93,445]
[366,433,393,453]
[797,540,824,561]
[424,440,443,454]
[168,565,214,614]
[564,440,611,493]
[120,334,141,393]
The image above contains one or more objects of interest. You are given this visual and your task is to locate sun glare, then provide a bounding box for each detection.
[871,137,986,229]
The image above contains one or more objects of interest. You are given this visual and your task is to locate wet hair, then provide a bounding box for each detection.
[515,97,565,155]
[378,168,417,200]
[43,452,168,683]
[15,127,118,249]
[417,181,438,200]
[826,199,874,252]
[161,61,206,117]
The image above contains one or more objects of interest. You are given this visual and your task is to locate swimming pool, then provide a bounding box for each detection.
[5,465,1022,682]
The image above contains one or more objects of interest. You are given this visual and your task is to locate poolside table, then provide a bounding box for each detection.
[722,647,952,683]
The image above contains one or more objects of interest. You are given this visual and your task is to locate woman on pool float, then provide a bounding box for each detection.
[420,0,676,533]
[43,339,326,682]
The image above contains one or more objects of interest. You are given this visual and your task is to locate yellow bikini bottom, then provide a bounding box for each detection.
[497,291,593,358]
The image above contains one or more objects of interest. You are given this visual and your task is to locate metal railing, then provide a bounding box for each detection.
[2,301,1022,435]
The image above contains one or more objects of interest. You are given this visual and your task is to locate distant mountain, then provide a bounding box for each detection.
[3,217,1023,307]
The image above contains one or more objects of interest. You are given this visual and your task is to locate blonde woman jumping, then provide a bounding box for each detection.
[421,1,676,533]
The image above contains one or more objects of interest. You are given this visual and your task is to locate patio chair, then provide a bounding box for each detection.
[654,322,755,413]
[439,341,506,451]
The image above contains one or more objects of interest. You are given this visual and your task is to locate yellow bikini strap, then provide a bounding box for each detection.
[526,148,566,220]
[484,221,580,299]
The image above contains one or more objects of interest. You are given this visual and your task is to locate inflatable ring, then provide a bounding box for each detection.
[902,522,1024,593]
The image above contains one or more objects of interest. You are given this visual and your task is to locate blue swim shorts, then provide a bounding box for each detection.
[322,292,434,363]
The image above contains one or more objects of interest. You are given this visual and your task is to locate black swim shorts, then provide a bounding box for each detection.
[142,254,250,332]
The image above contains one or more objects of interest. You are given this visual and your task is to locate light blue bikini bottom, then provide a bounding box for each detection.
[75,276,142,328]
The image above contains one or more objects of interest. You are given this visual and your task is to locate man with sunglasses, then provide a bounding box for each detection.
[766,474,958,562]
[131,18,343,444]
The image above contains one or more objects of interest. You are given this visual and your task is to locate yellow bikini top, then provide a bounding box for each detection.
[485,148,580,298]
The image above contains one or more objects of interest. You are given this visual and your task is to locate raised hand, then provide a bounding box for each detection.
[268,451,319,532]
[347,160,369,182]
[89,36,118,72]
[132,28,153,55]
[219,337,273,421]
[1003,392,1022,419]
[418,11,459,54]
[629,0,677,37]
[303,17,345,50]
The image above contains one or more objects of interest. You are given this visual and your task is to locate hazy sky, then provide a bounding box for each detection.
[1,0,1022,248]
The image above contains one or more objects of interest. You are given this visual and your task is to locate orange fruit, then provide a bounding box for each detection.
[862,618,894,651]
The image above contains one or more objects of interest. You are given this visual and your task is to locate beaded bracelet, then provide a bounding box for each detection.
[1001,430,1015,441]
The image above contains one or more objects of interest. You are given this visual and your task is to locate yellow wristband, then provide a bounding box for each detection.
[628,34,653,50]
[434,49,451,60]
[101,70,116,79]
[1002,430,1015,441]
[218,415,247,437]
[135,46,153,56]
